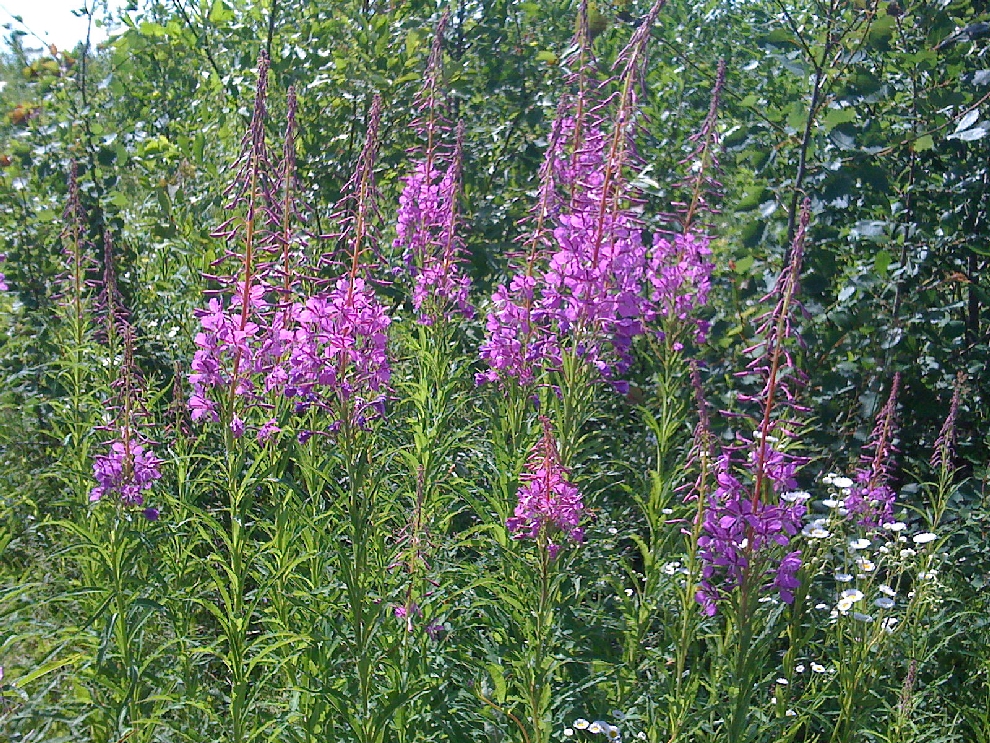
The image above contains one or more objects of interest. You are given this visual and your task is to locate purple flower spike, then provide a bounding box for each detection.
[286,275,391,414]
[697,455,806,612]
[91,323,163,517]
[507,417,585,557]
[931,372,965,471]
[846,373,901,528]
[394,14,474,324]
[645,232,713,343]
[479,1,712,390]
[697,201,812,615]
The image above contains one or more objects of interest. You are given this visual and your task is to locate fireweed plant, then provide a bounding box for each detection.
[44,179,172,739]
[4,9,981,743]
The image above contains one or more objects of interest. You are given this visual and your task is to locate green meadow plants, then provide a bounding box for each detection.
[1,1,988,742]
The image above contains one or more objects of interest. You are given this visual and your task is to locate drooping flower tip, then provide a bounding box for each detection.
[774,550,802,604]
[931,372,965,471]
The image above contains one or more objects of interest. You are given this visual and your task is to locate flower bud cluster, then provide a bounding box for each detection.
[845,374,901,528]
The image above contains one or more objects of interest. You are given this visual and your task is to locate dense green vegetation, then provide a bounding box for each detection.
[1,0,988,741]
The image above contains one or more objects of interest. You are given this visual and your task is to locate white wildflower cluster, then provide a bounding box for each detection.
[567,715,627,741]
[793,483,945,634]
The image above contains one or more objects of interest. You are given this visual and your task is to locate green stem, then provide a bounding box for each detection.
[223,437,249,743]
[726,580,755,743]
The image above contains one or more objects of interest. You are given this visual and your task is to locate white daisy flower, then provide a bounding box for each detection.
[782,491,811,503]
[803,519,831,539]
[849,538,870,550]
[913,532,937,544]
[831,476,854,489]
[588,722,604,735]
[811,662,827,673]
[883,521,907,532]
[874,597,895,609]
[852,612,874,622]
[837,589,864,613]
[564,729,574,737]
[574,719,590,730]
[856,558,876,573]
[879,584,896,597]
[834,573,853,582]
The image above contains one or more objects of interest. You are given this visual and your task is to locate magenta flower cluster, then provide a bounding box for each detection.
[395,154,473,325]
[479,273,558,387]
[191,246,391,436]
[188,57,392,435]
[394,15,473,325]
[696,453,806,616]
[506,417,585,559]
[479,78,713,388]
[91,440,162,520]
[646,232,713,344]
[541,187,651,381]
[285,276,391,410]
[189,292,267,423]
